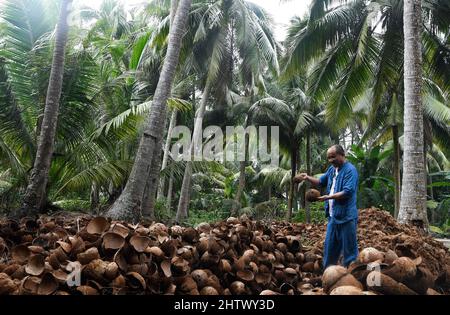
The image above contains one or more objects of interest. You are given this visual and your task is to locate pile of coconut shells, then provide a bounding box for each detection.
[0,208,449,295]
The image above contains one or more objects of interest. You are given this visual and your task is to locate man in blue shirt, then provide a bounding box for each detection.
[295,144,359,269]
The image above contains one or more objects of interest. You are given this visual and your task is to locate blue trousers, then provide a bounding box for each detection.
[323,218,358,268]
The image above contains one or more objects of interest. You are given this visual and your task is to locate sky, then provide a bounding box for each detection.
[74,0,311,41]
[0,0,310,40]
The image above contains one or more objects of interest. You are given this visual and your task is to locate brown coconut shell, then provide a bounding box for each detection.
[126,272,146,289]
[260,290,280,295]
[322,265,348,292]
[383,256,421,283]
[76,285,99,295]
[161,260,172,277]
[237,270,254,282]
[191,269,209,288]
[130,235,151,253]
[37,273,58,295]
[0,273,18,295]
[86,217,110,235]
[329,274,363,292]
[200,286,219,295]
[366,271,418,295]
[305,189,321,202]
[384,250,399,264]
[20,276,40,294]
[102,232,125,251]
[25,254,45,276]
[11,245,31,264]
[105,262,119,280]
[358,247,384,264]
[77,247,100,265]
[229,281,246,295]
[110,223,130,238]
[330,285,364,295]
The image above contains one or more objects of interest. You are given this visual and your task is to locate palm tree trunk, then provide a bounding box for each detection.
[166,170,174,216]
[393,125,401,219]
[19,0,72,216]
[305,131,312,223]
[156,0,179,202]
[286,149,297,221]
[398,0,428,228]
[232,132,249,216]
[176,83,211,222]
[105,0,192,222]
[141,138,163,219]
[90,182,100,213]
[295,147,301,213]
[157,109,177,200]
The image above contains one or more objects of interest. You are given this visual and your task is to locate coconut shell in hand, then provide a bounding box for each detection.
[305,189,321,202]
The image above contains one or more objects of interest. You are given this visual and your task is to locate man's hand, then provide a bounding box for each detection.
[317,195,331,202]
[294,173,308,183]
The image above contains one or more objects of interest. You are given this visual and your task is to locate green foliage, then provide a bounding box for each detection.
[292,202,327,224]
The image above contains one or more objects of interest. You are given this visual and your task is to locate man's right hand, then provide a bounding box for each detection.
[294,173,309,183]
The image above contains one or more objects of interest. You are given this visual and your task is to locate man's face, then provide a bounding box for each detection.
[327,148,342,167]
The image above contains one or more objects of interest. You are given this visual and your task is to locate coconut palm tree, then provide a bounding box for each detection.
[174,0,279,222]
[17,0,72,216]
[106,0,192,221]
[284,0,450,221]
[398,0,427,227]
[249,82,316,220]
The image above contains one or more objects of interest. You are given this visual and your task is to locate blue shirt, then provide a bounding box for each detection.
[319,161,359,224]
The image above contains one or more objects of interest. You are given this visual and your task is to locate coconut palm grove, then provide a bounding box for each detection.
[0,0,449,297]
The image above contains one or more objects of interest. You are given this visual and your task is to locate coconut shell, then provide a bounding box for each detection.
[330,285,364,295]
[110,223,130,238]
[329,274,363,292]
[322,265,348,292]
[3,264,20,276]
[383,256,419,283]
[305,189,321,202]
[0,273,18,295]
[237,270,254,282]
[37,273,58,295]
[21,276,40,294]
[161,260,172,277]
[403,266,435,295]
[130,235,151,253]
[11,245,30,264]
[149,223,168,236]
[25,255,45,276]
[126,272,146,289]
[255,273,272,285]
[384,249,398,264]
[358,247,384,264]
[229,281,246,295]
[112,274,126,288]
[102,232,125,250]
[367,271,418,295]
[191,269,209,288]
[10,265,26,280]
[105,262,119,280]
[77,247,100,265]
[200,286,219,295]
[69,236,85,256]
[86,217,110,235]
[76,285,99,295]
[260,290,280,295]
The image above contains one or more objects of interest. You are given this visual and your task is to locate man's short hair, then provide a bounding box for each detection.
[331,144,345,156]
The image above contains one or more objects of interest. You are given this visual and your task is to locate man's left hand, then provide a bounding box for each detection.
[317,195,331,202]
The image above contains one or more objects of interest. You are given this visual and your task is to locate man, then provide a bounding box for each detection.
[295,144,359,269]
